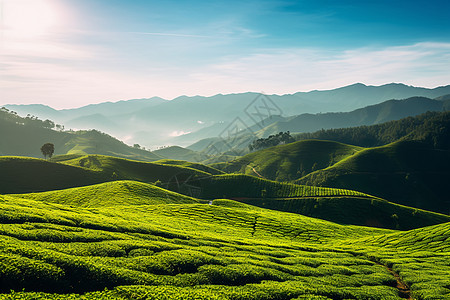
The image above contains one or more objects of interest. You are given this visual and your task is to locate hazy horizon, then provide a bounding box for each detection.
[3,82,450,110]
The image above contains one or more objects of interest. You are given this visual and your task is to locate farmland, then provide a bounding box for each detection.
[0,184,449,299]
[0,152,449,299]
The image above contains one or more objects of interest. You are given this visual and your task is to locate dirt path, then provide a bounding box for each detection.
[373,261,414,299]
[251,167,264,178]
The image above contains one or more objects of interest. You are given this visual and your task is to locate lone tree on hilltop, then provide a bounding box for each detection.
[40,143,55,159]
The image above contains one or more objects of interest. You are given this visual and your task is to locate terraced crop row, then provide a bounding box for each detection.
[200,174,374,199]
[0,183,449,299]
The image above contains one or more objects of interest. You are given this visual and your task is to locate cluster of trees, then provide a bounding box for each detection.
[295,111,450,150]
[248,131,295,151]
[1,107,64,131]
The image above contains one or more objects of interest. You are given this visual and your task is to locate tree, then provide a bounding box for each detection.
[40,143,54,159]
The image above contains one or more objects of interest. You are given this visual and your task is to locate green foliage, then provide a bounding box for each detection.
[0,155,210,194]
[235,196,450,230]
[200,174,371,199]
[0,150,448,299]
[214,140,361,181]
[249,131,295,151]
[296,141,450,214]
[2,154,448,231]
[0,187,448,299]
[154,159,225,175]
[295,110,450,150]
[13,180,199,207]
[152,146,210,163]
[40,143,55,159]
[0,156,109,194]
[0,108,161,161]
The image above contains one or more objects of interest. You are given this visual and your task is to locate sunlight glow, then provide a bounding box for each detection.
[1,0,58,37]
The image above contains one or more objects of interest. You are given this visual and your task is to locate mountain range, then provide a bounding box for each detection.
[4,83,450,149]
[189,95,450,154]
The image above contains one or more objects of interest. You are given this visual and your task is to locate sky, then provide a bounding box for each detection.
[1,0,450,109]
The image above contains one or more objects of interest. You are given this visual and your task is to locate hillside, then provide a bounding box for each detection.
[233,195,450,231]
[193,96,449,153]
[0,155,209,194]
[297,141,450,215]
[3,153,448,230]
[207,111,450,188]
[0,107,162,161]
[212,140,362,181]
[257,96,447,137]
[295,110,450,149]
[154,159,225,175]
[152,146,209,162]
[0,156,109,194]
[58,155,211,184]
[12,180,199,207]
[0,188,449,299]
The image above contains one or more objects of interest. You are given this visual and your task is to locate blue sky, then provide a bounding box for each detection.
[1,0,450,108]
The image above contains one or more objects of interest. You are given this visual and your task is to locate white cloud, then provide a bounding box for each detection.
[169,130,191,137]
[189,42,450,94]
[1,40,449,109]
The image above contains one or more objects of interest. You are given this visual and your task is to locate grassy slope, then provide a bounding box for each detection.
[293,110,450,150]
[346,222,450,300]
[61,130,163,161]
[212,140,362,181]
[0,190,449,299]
[12,180,199,207]
[258,96,446,137]
[199,174,375,199]
[152,146,209,163]
[0,155,210,194]
[296,141,450,215]
[235,196,450,231]
[197,174,450,230]
[0,116,161,162]
[3,155,447,230]
[154,159,225,175]
[0,156,109,194]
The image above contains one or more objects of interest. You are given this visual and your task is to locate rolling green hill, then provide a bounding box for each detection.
[12,180,199,207]
[0,156,109,194]
[212,140,362,181]
[154,159,225,175]
[295,110,450,149]
[3,154,447,230]
[297,141,450,215]
[0,188,449,299]
[152,146,209,162]
[192,174,450,230]
[233,195,450,231]
[0,108,162,161]
[0,155,210,194]
[61,130,163,161]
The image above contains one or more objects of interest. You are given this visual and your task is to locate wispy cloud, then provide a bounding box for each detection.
[189,42,450,94]
[129,32,213,39]
[1,40,449,108]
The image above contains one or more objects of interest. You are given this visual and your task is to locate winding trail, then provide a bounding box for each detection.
[373,260,414,299]
[251,167,264,178]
